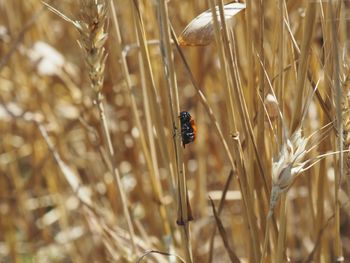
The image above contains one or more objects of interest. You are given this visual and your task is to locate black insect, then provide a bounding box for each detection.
[179,111,197,148]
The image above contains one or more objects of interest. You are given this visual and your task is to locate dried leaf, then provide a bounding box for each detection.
[178,3,246,46]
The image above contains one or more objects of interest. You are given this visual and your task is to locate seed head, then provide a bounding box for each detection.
[269,129,309,217]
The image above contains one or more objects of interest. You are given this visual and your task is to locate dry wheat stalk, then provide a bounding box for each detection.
[44,0,137,256]
[342,70,350,195]
[76,0,137,255]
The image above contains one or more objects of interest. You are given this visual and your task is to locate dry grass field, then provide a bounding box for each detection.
[1,0,350,262]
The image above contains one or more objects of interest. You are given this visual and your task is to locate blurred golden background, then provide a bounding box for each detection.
[1,0,350,262]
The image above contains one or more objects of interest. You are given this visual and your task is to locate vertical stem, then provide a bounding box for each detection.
[316,156,326,262]
[221,1,269,197]
[256,0,268,249]
[244,1,257,225]
[257,0,266,183]
[95,96,136,253]
[261,216,271,263]
[275,1,287,261]
[276,193,287,263]
[277,0,285,145]
[158,0,193,261]
[209,1,261,261]
[291,2,317,132]
[329,1,343,260]
[138,47,171,237]
[109,0,173,246]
